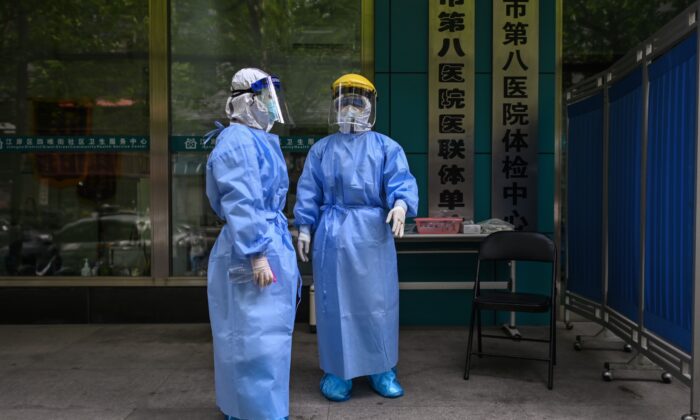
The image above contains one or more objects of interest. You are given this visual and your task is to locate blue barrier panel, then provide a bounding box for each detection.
[607,68,643,322]
[567,93,605,303]
[645,34,697,353]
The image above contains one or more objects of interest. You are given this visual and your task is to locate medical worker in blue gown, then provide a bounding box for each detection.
[293,73,419,402]
[205,68,300,420]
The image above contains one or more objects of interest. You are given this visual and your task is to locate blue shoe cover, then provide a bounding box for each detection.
[320,373,352,402]
[224,415,287,420]
[368,369,404,398]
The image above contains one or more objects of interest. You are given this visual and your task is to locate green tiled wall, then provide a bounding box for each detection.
[390,74,428,153]
[390,0,427,73]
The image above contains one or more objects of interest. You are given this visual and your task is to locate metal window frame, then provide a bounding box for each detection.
[150,0,170,282]
[362,0,375,83]
[0,0,375,288]
[692,3,700,415]
[555,0,563,311]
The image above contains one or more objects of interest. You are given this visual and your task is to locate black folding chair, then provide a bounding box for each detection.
[463,231,557,389]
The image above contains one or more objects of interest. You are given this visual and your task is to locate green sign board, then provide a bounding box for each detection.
[170,136,318,153]
[0,135,316,153]
[169,136,214,152]
[278,136,318,152]
[0,136,149,152]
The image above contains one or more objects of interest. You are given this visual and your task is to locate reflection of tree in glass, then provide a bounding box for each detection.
[0,0,149,134]
[564,0,694,87]
[170,0,363,136]
[0,2,151,277]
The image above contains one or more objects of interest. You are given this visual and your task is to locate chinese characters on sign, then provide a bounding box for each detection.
[169,136,317,153]
[429,0,474,218]
[0,135,316,154]
[0,136,149,152]
[492,0,538,230]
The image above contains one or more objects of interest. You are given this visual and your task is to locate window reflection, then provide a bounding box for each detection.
[170,0,364,276]
[0,153,151,277]
[0,1,150,277]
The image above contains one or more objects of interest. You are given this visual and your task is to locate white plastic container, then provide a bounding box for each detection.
[462,224,481,234]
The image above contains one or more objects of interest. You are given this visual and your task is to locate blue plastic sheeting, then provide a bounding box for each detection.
[567,93,605,303]
[607,68,643,322]
[644,34,697,353]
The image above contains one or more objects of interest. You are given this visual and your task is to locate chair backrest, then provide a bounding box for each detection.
[478,231,556,263]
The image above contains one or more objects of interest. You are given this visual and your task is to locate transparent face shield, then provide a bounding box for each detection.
[329,84,376,133]
[232,76,294,127]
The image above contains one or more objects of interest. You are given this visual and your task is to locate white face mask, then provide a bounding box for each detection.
[251,96,274,132]
[341,106,363,121]
[338,105,370,134]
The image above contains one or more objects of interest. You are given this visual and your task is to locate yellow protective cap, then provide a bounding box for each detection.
[331,73,377,94]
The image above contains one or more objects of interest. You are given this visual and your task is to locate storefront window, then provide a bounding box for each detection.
[0,1,150,277]
[170,0,366,276]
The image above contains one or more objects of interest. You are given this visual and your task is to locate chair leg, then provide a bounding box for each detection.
[464,305,477,380]
[547,308,555,390]
[553,312,557,366]
[476,308,483,357]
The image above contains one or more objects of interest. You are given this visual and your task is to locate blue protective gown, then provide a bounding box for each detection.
[293,130,419,380]
[205,123,300,420]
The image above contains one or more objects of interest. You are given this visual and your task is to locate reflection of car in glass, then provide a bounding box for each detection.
[0,217,9,252]
[0,228,60,276]
[53,212,151,276]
